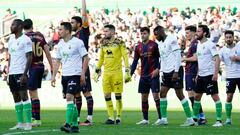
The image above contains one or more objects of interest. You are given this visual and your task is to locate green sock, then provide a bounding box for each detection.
[66,102,75,125]
[15,102,23,123]
[23,101,32,123]
[160,98,167,118]
[216,100,222,121]
[181,98,192,118]
[225,102,232,119]
[193,100,201,119]
[72,106,78,127]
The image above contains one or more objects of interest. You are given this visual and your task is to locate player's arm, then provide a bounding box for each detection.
[120,42,130,69]
[43,45,53,74]
[182,53,197,62]
[81,0,89,28]
[210,43,220,81]
[21,52,32,85]
[51,58,61,87]
[96,46,104,70]
[130,46,140,76]
[152,43,160,78]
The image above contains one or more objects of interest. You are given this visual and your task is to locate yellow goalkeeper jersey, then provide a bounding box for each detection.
[97,38,129,73]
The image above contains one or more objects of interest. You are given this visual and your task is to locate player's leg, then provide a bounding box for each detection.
[61,76,80,133]
[74,93,82,123]
[8,75,25,130]
[113,72,123,124]
[82,68,94,125]
[103,73,114,124]
[28,66,44,126]
[225,79,236,125]
[193,76,204,123]
[136,77,150,125]
[207,76,222,127]
[151,76,161,125]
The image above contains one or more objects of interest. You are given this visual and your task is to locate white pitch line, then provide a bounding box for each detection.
[2,129,59,135]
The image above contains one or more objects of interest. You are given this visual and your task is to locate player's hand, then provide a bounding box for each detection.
[51,77,56,87]
[151,69,159,78]
[172,72,178,81]
[195,75,199,83]
[80,74,86,86]
[212,73,218,81]
[6,75,9,85]
[124,68,131,83]
[230,56,237,62]
[93,68,101,82]
[20,74,28,86]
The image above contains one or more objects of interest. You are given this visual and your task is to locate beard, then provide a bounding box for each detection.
[226,41,233,46]
[196,34,203,40]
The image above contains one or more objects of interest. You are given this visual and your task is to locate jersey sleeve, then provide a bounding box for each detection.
[209,42,218,57]
[56,44,62,59]
[78,40,88,58]
[24,37,33,53]
[96,46,104,69]
[120,42,130,68]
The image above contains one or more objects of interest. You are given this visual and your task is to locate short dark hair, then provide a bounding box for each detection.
[198,25,210,38]
[185,25,196,32]
[140,27,150,33]
[23,19,33,30]
[13,19,23,28]
[71,16,82,26]
[153,25,164,32]
[104,24,115,31]
[60,22,72,32]
[224,30,234,36]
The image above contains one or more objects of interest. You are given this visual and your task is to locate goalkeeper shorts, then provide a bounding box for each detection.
[102,72,123,93]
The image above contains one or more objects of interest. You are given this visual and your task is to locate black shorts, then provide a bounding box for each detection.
[28,65,44,90]
[161,66,184,89]
[138,76,160,94]
[61,75,81,98]
[81,67,92,93]
[195,75,218,95]
[185,74,197,91]
[226,78,240,93]
[9,74,27,92]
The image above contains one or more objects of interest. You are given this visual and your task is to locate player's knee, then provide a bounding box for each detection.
[226,94,233,102]
[83,91,92,97]
[115,95,121,100]
[75,92,81,97]
[66,93,74,101]
[211,94,220,102]
[11,92,21,103]
[105,97,111,101]
[104,93,111,99]
[29,90,38,99]
[141,94,149,101]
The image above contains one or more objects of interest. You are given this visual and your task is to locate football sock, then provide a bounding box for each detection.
[31,99,40,120]
[15,102,23,123]
[225,102,232,119]
[154,99,161,119]
[116,96,122,118]
[23,100,32,123]
[105,97,114,120]
[160,98,167,118]
[181,98,192,118]
[86,96,94,116]
[215,100,222,121]
[142,101,149,120]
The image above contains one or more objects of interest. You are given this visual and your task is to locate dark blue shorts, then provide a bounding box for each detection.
[195,75,218,95]
[61,75,81,98]
[9,74,27,92]
[28,65,44,90]
[161,66,184,89]
[226,78,240,93]
[81,67,92,93]
[185,74,197,91]
[138,76,160,94]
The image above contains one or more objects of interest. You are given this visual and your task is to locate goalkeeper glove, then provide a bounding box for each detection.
[124,68,131,83]
[93,68,101,82]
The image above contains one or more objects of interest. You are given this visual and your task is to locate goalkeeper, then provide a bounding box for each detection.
[93,24,131,125]
[130,27,161,125]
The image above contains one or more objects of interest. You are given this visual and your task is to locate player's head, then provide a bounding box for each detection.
[140,27,150,43]
[71,16,82,31]
[185,25,196,41]
[59,22,72,38]
[11,19,23,34]
[153,25,166,41]
[23,19,33,30]
[196,25,210,40]
[103,24,115,39]
[224,30,234,45]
